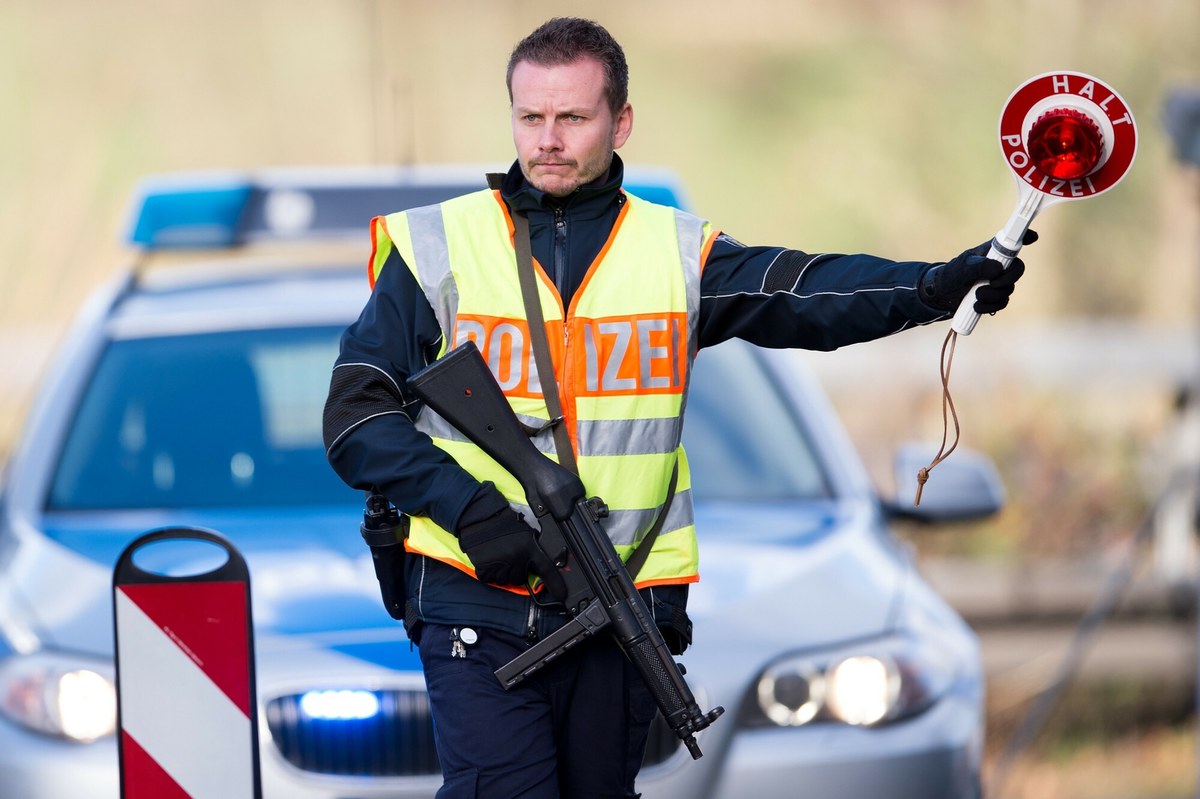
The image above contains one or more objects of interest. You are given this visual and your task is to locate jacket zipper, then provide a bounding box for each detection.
[551,205,575,456]
[552,207,567,292]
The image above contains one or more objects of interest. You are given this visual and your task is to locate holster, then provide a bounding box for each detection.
[360,492,409,621]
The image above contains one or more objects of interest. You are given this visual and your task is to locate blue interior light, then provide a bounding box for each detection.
[127,181,253,249]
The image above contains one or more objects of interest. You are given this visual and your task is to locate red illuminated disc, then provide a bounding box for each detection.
[997,71,1137,200]
[1027,108,1104,179]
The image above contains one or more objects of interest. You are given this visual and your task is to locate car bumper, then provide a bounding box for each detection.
[0,718,443,799]
[0,704,979,799]
[0,674,980,799]
[0,716,121,799]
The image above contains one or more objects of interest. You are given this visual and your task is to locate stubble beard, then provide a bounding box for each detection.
[523,151,614,198]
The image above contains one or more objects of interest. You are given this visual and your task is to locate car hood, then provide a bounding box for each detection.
[688,499,906,649]
[20,507,413,666]
[17,499,904,668]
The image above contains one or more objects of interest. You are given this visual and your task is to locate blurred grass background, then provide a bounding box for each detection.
[2,1,1199,796]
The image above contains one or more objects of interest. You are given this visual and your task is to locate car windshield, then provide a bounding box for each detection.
[684,343,829,501]
[48,326,358,510]
[46,328,827,510]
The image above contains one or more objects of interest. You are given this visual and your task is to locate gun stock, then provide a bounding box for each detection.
[408,342,593,614]
[407,342,723,759]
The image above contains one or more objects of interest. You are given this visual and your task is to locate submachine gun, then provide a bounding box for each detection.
[407,341,724,759]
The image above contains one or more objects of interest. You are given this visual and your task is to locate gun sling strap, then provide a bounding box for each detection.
[490,173,676,582]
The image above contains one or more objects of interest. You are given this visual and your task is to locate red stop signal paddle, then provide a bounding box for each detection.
[951,71,1138,335]
[914,72,1138,504]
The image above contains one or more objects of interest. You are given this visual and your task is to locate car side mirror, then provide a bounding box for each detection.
[885,443,1005,524]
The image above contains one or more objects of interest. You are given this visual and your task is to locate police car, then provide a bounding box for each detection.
[0,166,1000,798]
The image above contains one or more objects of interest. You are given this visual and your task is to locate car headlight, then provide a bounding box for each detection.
[746,636,954,728]
[0,652,117,742]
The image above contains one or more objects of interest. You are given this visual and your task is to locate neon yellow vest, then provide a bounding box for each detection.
[370,187,712,590]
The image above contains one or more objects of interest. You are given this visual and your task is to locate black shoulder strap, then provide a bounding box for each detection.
[490,174,578,476]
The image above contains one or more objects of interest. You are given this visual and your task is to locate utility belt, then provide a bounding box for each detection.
[359,491,692,654]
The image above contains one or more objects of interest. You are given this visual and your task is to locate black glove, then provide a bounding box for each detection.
[457,483,566,600]
[919,229,1038,314]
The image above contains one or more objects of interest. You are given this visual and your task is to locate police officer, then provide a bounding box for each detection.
[323,16,1029,799]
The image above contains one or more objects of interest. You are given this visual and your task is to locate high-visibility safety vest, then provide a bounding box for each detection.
[369,187,714,590]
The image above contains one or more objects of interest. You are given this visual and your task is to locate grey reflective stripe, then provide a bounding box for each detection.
[637,318,671,388]
[583,323,600,392]
[598,321,635,390]
[522,421,558,458]
[658,488,694,540]
[413,409,460,443]
[479,322,527,392]
[601,489,695,547]
[449,319,542,398]
[674,209,704,359]
[407,205,458,339]
[416,408,558,457]
[578,417,681,456]
[670,315,683,388]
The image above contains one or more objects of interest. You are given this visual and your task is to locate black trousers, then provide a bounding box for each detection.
[417,622,658,798]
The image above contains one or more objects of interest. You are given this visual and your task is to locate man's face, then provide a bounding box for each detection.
[511,56,633,197]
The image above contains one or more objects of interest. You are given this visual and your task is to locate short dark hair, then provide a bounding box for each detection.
[506,17,629,117]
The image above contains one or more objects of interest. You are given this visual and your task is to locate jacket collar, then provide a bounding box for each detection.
[500,153,625,219]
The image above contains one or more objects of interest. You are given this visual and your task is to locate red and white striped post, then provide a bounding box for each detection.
[113,528,261,799]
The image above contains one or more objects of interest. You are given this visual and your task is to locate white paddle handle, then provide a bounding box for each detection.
[951,187,1044,335]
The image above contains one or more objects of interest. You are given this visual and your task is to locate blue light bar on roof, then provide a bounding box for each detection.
[624,165,690,210]
[127,179,254,249]
[122,166,690,251]
[123,168,489,251]
[624,182,683,209]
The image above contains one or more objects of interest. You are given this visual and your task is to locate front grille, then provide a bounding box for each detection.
[266,688,682,778]
[266,689,440,777]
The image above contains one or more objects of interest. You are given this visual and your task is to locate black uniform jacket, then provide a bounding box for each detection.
[323,155,949,641]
